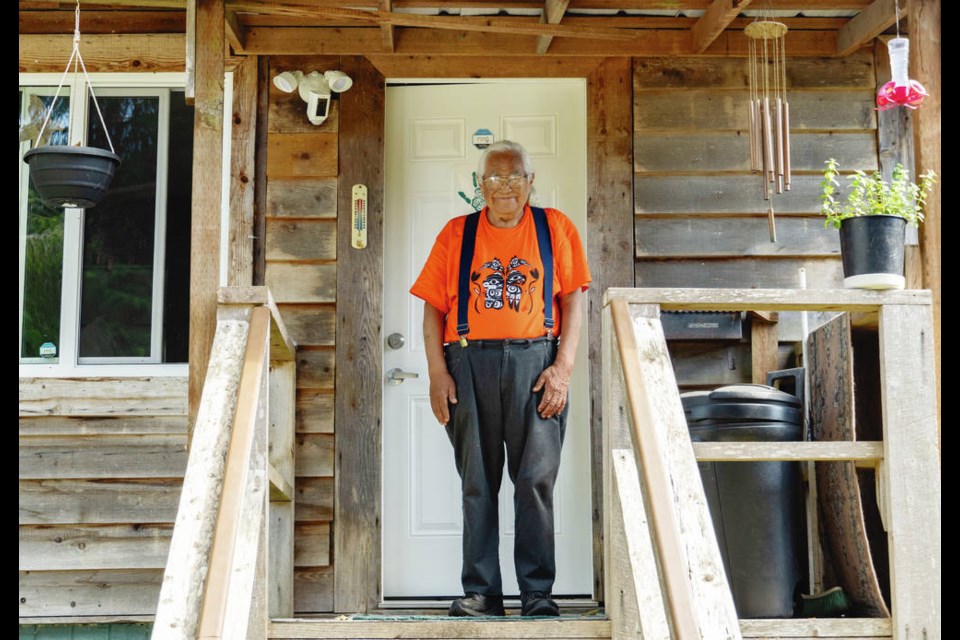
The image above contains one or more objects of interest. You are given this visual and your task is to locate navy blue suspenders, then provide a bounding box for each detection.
[456,206,554,346]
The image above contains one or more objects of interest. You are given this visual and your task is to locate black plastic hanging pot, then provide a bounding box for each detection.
[21,1,121,209]
[23,145,121,209]
[839,215,906,290]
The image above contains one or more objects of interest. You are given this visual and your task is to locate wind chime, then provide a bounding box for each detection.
[746,18,790,243]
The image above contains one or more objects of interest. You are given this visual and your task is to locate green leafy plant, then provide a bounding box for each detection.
[820,158,937,229]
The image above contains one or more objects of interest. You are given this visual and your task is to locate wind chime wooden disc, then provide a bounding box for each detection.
[745,21,788,40]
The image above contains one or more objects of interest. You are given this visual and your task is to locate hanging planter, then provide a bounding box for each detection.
[22,0,121,209]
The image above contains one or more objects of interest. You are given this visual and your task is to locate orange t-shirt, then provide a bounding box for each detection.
[411,206,591,343]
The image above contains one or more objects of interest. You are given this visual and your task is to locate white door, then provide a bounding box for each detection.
[382,80,591,600]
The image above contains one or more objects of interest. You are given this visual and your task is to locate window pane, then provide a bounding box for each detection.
[20,92,70,361]
[79,95,159,358]
[162,92,193,363]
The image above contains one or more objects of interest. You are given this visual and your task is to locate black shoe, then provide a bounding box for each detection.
[449,593,506,617]
[520,591,559,617]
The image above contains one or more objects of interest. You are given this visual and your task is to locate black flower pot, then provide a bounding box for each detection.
[23,145,121,209]
[839,215,906,290]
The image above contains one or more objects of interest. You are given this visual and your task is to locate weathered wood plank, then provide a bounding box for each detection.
[187,0,225,429]
[910,0,941,433]
[295,477,334,522]
[276,305,336,346]
[296,433,335,477]
[228,54,258,288]
[18,415,188,437]
[635,216,839,258]
[668,342,793,388]
[19,377,188,418]
[266,219,337,260]
[837,0,897,56]
[611,300,741,637]
[586,56,635,602]
[297,349,336,389]
[267,133,339,178]
[19,524,173,571]
[18,34,186,73]
[19,10,187,34]
[19,436,187,479]
[634,174,826,215]
[693,441,884,462]
[297,389,335,433]
[254,56,270,287]
[333,56,385,613]
[293,566,334,614]
[295,522,331,567]
[367,54,602,78]
[877,303,941,637]
[19,479,182,525]
[265,263,337,303]
[269,617,613,639]
[739,616,892,636]
[633,53,876,89]
[269,88,340,134]
[20,569,163,618]
[634,90,877,132]
[266,178,338,218]
[692,0,754,53]
[635,257,843,289]
[270,501,295,617]
[634,132,877,173]
[749,310,780,384]
[604,288,931,312]
[270,358,297,499]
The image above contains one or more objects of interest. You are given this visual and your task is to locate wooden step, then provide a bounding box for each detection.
[268,617,611,639]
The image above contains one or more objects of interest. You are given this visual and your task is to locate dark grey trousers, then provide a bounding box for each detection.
[444,338,567,596]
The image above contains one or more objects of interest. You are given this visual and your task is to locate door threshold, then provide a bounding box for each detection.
[378,597,600,610]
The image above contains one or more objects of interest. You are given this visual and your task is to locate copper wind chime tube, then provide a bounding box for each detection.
[746,19,790,242]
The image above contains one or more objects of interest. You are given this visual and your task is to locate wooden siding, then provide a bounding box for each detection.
[265,54,341,613]
[19,383,189,619]
[633,53,879,388]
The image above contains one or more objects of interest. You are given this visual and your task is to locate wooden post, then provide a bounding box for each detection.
[878,304,941,637]
[268,358,296,617]
[333,55,385,613]
[188,0,225,432]
[586,57,634,600]
[253,57,270,286]
[228,54,258,288]
[749,311,779,384]
[909,0,941,437]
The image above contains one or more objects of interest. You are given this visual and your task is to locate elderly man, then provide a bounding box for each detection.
[410,140,591,617]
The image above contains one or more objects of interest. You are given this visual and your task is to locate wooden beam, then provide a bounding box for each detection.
[692,441,884,462]
[910,0,941,437]
[692,0,753,54]
[186,0,195,99]
[58,0,873,8]
[749,309,779,384]
[605,287,930,311]
[19,10,186,34]
[253,56,269,286]
[333,56,384,614]
[243,26,839,57]
[187,0,225,430]
[19,377,188,418]
[837,0,897,56]
[586,56,634,602]
[228,55,258,288]
[535,0,570,55]
[739,617,893,636]
[366,54,602,78]
[225,9,246,54]
[378,0,395,52]
[18,34,185,73]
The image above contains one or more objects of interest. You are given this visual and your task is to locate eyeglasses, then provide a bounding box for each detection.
[481,174,529,190]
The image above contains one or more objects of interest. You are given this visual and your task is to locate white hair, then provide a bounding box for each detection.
[477,140,535,178]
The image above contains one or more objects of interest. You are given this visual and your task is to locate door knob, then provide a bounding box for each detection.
[386,367,419,385]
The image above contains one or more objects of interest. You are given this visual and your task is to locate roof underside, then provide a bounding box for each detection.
[19,1,910,58]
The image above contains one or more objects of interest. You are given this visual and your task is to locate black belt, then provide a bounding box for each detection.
[445,336,556,350]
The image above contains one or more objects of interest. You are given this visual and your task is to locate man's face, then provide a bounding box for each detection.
[479,151,534,226]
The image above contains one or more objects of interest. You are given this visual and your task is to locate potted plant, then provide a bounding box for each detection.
[820,158,937,290]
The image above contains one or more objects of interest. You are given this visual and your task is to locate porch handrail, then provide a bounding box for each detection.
[153,287,296,640]
[603,296,741,639]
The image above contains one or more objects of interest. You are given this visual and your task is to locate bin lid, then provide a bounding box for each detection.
[681,384,801,424]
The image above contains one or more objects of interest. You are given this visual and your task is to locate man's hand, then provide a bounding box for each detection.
[533,356,572,419]
[430,369,458,425]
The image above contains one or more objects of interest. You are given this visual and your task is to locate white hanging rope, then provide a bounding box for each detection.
[34,0,116,154]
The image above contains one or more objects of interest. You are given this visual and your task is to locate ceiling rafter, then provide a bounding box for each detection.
[691,0,753,53]
[378,0,395,52]
[225,9,246,53]
[836,0,898,56]
[536,0,570,55]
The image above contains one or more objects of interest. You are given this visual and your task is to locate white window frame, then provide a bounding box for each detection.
[19,73,189,378]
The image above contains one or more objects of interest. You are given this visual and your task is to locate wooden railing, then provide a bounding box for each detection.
[601,288,940,640]
[153,287,296,640]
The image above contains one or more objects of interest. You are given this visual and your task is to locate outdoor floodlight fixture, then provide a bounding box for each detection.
[272,70,354,126]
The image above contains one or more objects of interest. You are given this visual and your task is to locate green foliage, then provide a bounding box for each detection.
[820,158,937,229]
